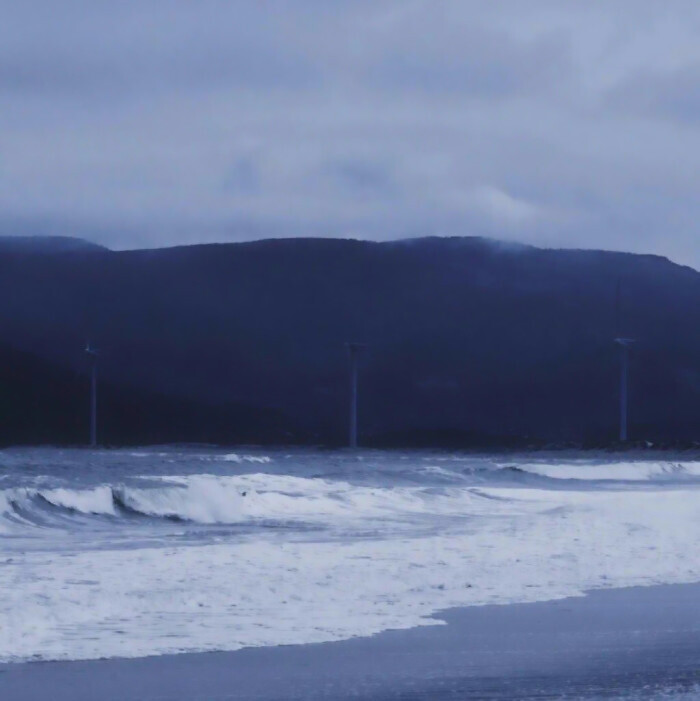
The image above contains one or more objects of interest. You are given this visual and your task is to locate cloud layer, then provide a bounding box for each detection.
[1,0,699,267]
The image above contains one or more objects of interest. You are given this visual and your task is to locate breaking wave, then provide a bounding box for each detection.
[2,460,698,535]
[507,461,700,482]
[0,473,528,532]
[3,447,700,664]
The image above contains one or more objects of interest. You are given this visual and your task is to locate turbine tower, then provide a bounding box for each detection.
[85,342,99,447]
[346,342,366,449]
[614,337,635,442]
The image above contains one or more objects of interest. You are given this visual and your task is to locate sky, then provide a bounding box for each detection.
[2,0,700,268]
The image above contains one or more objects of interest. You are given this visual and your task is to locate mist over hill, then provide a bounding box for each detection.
[0,235,698,447]
[0,235,106,254]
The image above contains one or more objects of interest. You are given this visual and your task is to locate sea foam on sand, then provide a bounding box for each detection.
[3,473,700,663]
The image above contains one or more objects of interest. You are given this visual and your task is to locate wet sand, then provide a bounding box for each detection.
[3,582,700,700]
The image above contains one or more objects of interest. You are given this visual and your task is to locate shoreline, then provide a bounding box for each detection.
[3,582,700,700]
[2,444,699,457]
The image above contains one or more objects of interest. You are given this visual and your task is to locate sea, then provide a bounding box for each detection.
[2,447,700,667]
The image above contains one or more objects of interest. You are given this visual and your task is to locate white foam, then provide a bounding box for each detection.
[4,478,700,662]
[41,486,116,516]
[0,474,501,534]
[0,493,15,534]
[510,461,700,481]
[113,473,533,524]
[220,454,272,464]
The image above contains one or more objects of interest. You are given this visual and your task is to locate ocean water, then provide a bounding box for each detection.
[1,447,700,664]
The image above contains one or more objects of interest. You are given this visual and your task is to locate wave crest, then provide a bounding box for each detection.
[0,473,527,530]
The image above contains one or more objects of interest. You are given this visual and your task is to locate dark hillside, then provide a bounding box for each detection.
[0,344,298,447]
[0,236,697,445]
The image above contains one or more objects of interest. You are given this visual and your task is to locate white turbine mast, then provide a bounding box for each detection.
[346,342,366,449]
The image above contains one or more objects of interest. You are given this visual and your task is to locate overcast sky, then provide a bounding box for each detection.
[2,1,700,268]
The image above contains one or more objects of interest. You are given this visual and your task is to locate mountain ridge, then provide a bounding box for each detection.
[0,234,697,445]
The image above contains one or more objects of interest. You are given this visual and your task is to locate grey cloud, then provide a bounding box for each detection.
[367,25,574,98]
[224,157,261,196]
[607,64,700,123]
[316,159,399,200]
[0,3,321,97]
[0,0,699,270]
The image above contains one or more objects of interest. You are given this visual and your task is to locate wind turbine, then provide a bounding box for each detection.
[85,342,99,447]
[614,337,635,442]
[346,342,366,448]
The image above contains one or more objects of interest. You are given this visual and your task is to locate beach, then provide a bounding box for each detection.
[3,448,700,699]
[3,582,700,700]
